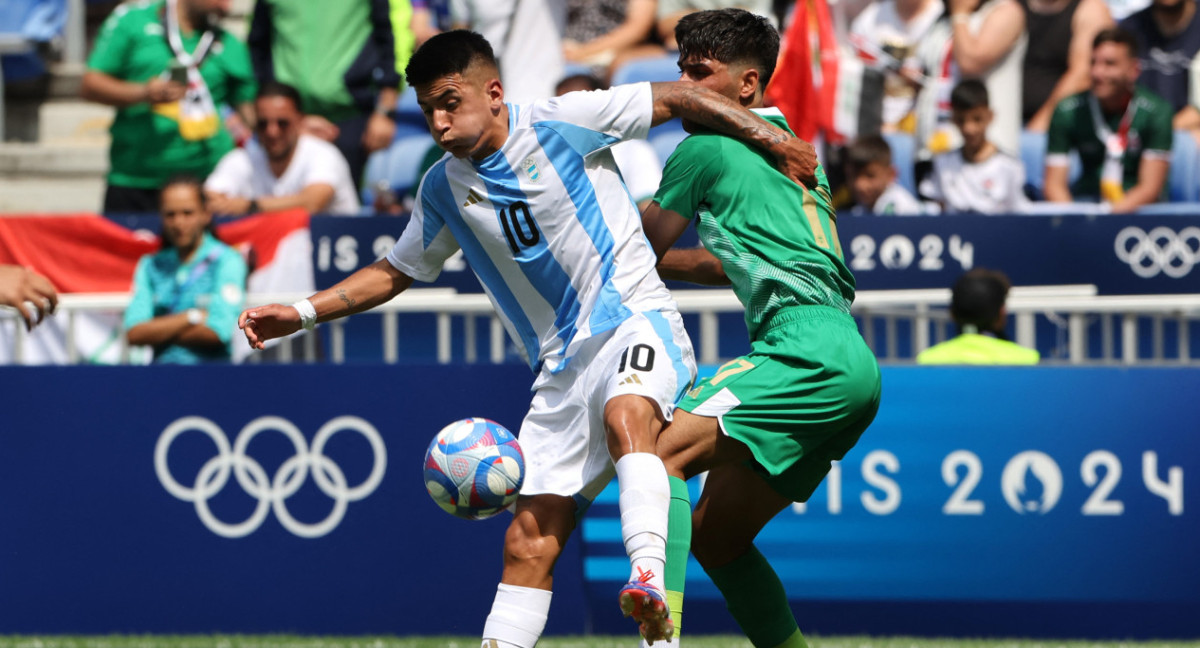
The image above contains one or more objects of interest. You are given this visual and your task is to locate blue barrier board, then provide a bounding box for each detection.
[1,365,1197,638]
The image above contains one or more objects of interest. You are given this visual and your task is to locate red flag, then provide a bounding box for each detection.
[767,0,840,142]
[0,210,312,293]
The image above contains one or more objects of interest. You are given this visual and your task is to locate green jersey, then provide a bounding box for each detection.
[249,0,414,121]
[653,109,856,341]
[88,0,257,189]
[1046,87,1174,197]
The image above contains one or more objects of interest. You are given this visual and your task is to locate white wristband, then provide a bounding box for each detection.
[292,298,317,331]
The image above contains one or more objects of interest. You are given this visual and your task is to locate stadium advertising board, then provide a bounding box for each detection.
[309,214,1200,295]
[582,366,1200,638]
[0,366,1196,637]
[0,365,585,635]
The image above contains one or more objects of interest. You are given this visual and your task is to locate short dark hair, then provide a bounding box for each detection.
[256,80,304,112]
[1093,27,1140,57]
[950,79,989,111]
[951,268,1011,336]
[405,30,498,88]
[159,174,214,249]
[556,73,606,94]
[160,173,206,209]
[846,134,893,169]
[675,8,780,88]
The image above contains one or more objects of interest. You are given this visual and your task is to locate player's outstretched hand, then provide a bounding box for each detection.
[774,136,819,189]
[0,265,58,331]
[239,303,302,350]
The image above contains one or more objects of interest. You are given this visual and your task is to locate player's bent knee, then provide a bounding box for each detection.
[503,518,563,568]
[603,394,663,456]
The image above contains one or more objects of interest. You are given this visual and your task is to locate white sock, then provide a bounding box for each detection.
[481,583,552,648]
[616,452,670,595]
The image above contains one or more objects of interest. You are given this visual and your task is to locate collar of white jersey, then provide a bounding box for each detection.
[752,107,784,118]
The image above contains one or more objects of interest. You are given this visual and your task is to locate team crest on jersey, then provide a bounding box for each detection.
[522,156,541,182]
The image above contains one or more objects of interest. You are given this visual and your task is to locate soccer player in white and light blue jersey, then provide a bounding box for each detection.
[238,30,818,647]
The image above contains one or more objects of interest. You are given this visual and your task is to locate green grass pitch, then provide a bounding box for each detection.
[0,637,1197,648]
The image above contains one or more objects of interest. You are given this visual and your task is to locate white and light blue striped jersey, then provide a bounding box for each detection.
[386,82,677,374]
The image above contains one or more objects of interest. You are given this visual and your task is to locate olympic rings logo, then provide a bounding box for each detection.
[1114,226,1200,279]
[155,415,387,539]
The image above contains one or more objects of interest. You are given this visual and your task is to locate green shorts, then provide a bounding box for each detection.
[677,306,882,502]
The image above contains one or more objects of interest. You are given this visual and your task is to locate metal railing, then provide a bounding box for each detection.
[3,286,1199,365]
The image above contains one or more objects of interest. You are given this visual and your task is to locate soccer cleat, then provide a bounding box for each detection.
[619,569,675,644]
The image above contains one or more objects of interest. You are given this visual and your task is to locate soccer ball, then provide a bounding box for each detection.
[423,417,525,520]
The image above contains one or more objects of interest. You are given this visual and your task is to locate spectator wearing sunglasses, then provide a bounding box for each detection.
[205,82,362,216]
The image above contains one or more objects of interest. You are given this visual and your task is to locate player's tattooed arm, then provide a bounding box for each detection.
[649,82,818,187]
[239,259,414,350]
[335,289,358,309]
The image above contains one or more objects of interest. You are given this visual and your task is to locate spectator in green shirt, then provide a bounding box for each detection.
[247,0,415,189]
[1043,27,1174,212]
[82,0,257,213]
[917,268,1040,365]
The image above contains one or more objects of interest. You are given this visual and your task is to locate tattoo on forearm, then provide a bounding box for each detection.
[336,289,357,309]
[666,84,788,148]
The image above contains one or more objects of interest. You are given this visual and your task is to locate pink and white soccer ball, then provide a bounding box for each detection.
[423,417,525,520]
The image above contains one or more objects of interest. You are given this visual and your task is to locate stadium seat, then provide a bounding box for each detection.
[1020,129,1047,197]
[648,121,687,164]
[392,86,430,141]
[1020,129,1082,199]
[1168,130,1199,202]
[881,131,916,195]
[611,54,680,86]
[362,135,438,206]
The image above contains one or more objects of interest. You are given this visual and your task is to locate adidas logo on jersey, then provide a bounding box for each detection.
[462,188,485,207]
[619,374,643,386]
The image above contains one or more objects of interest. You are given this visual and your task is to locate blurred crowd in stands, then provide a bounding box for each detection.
[2,0,1199,216]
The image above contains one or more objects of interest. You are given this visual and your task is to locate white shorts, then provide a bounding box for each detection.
[518,309,697,504]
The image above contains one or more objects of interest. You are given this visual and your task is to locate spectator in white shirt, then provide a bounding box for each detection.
[206,82,361,216]
[920,80,1030,212]
[845,134,927,214]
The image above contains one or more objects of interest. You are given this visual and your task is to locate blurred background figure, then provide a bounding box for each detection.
[564,0,657,81]
[1019,0,1113,132]
[81,0,256,213]
[917,267,1040,364]
[1043,27,1173,211]
[846,134,927,214]
[919,79,1030,213]
[411,0,454,45]
[0,265,57,331]
[124,175,247,364]
[554,73,662,209]
[656,0,774,51]
[205,82,361,216]
[1120,0,1200,132]
[449,0,566,102]
[850,0,944,131]
[247,0,415,190]
[914,0,1027,158]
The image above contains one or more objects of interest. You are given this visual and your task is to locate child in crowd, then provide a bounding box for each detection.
[919,80,1029,214]
[845,134,925,215]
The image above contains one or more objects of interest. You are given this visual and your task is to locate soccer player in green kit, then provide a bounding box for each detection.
[638,9,883,648]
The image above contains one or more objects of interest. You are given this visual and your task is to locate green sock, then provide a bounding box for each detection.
[664,476,691,636]
[703,545,807,648]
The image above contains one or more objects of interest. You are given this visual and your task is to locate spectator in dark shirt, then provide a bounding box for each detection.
[1120,0,1200,129]
[1020,0,1113,131]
